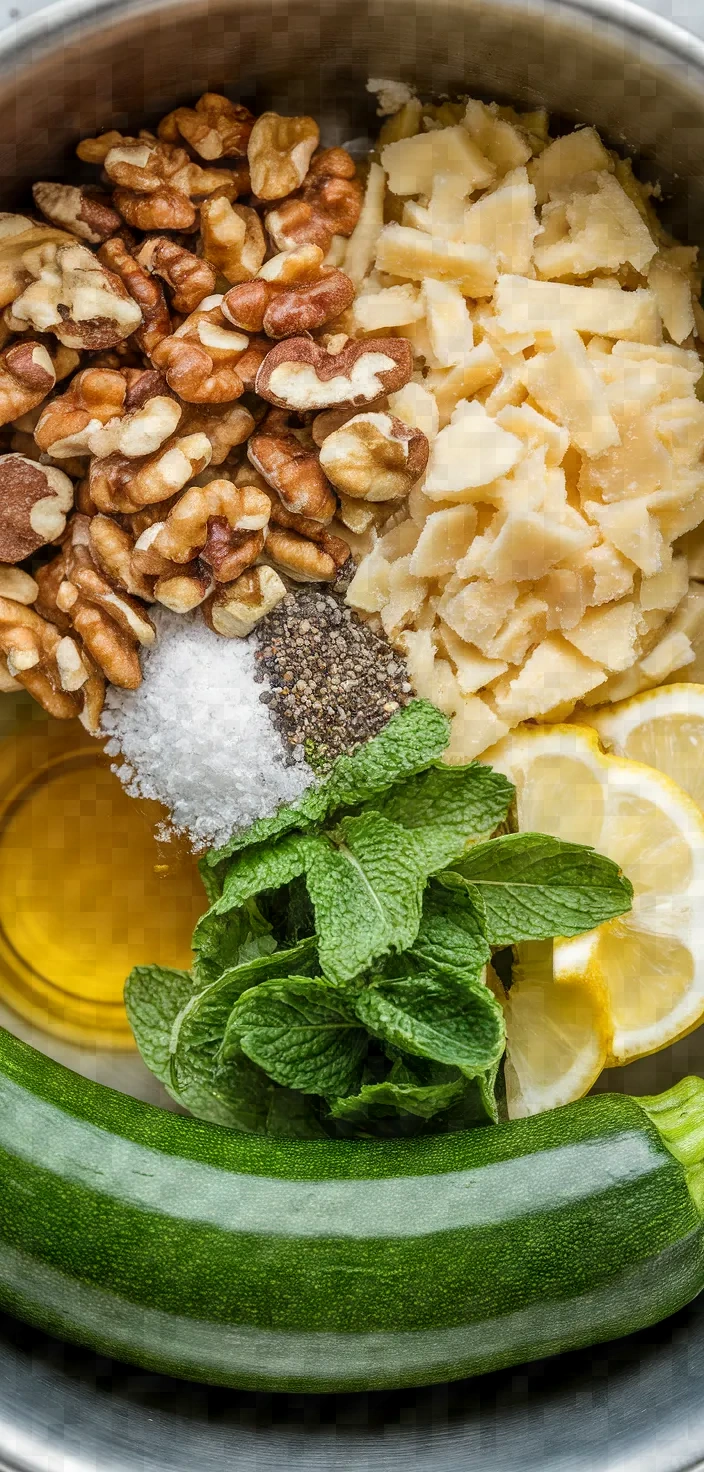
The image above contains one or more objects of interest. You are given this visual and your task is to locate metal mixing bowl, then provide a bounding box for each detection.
[1,1,704,1465]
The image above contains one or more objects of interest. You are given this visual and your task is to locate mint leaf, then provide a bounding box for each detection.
[124,965,201,1096]
[205,700,450,867]
[207,786,329,870]
[326,1054,501,1134]
[207,1050,277,1133]
[170,938,318,1125]
[354,972,505,1074]
[305,812,426,984]
[328,1074,466,1122]
[382,880,490,983]
[445,832,634,944]
[192,899,276,987]
[375,762,513,871]
[226,977,368,1096]
[209,833,317,919]
[198,855,223,904]
[264,1085,327,1138]
[322,699,450,810]
[208,1051,325,1138]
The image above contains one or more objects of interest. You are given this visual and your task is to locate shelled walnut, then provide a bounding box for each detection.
[37,516,155,690]
[0,90,374,727]
[265,148,363,253]
[0,587,104,727]
[222,244,355,338]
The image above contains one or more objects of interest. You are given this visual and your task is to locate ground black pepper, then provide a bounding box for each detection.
[253,586,413,773]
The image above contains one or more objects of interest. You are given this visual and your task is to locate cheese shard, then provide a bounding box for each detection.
[353,283,424,331]
[410,505,478,577]
[388,380,440,440]
[379,555,427,638]
[424,399,524,500]
[443,695,509,763]
[529,126,612,205]
[344,162,386,285]
[579,542,635,606]
[595,340,701,415]
[579,413,671,501]
[400,629,463,715]
[463,167,539,275]
[428,173,469,241]
[421,277,475,366]
[518,329,619,456]
[648,252,696,345]
[439,622,509,692]
[438,577,519,649]
[485,593,549,664]
[376,223,496,297]
[426,341,501,426]
[585,496,664,575]
[494,274,662,344]
[381,126,495,197]
[534,174,657,280]
[564,600,639,671]
[639,557,689,613]
[462,100,532,175]
[346,543,391,613]
[472,506,594,583]
[491,634,606,723]
[495,402,569,467]
[639,630,695,681]
[536,566,591,631]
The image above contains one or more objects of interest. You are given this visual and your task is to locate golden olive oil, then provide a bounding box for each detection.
[0,711,205,1048]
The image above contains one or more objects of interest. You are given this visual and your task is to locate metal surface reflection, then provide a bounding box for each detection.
[0,0,704,1464]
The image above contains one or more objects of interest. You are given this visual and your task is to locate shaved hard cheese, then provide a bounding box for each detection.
[494,275,662,344]
[376,224,496,296]
[518,329,619,457]
[381,125,496,197]
[423,399,523,499]
[345,102,704,760]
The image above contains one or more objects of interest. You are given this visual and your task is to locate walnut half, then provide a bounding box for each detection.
[319,411,430,500]
[7,242,143,350]
[255,335,414,411]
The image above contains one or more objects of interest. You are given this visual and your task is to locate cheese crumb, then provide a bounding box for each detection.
[366,78,417,117]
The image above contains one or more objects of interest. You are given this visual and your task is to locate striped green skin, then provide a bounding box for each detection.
[0,1028,702,1393]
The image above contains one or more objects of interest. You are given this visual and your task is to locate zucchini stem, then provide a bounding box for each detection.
[639,1076,704,1216]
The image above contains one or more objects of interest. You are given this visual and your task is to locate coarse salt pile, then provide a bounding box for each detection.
[101,608,315,851]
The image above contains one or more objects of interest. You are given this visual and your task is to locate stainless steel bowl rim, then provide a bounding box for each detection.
[1,2,704,1468]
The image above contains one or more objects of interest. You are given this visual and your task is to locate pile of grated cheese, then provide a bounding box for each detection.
[344,94,704,764]
[101,608,314,851]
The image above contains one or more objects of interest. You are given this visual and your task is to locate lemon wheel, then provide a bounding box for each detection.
[493,937,611,1118]
[586,683,704,815]
[484,724,704,1089]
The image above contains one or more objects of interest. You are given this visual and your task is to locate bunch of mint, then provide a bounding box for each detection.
[125,702,633,1140]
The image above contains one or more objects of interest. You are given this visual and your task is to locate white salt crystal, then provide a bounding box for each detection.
[101,608,314,851]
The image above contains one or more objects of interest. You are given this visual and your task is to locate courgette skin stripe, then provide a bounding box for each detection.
[0,1232,698,1391]
[0,1029,703,1392]
[0,1077,664,1237]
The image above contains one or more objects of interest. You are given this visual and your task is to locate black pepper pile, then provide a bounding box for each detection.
[253,588,413,773]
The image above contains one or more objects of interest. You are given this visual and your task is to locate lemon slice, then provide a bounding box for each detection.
[585,683,704,815]
[484,723,704,1069]
[495,937,610,1118]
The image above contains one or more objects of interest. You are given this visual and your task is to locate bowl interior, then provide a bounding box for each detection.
[1,0,704,1466]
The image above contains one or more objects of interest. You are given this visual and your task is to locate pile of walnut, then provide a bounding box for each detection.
[0,95,429,731]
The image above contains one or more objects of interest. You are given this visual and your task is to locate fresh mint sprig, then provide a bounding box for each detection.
[442,832,634,944]
[125,702,634,1141]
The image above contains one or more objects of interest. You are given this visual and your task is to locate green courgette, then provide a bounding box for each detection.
[0,1025,703,1392]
